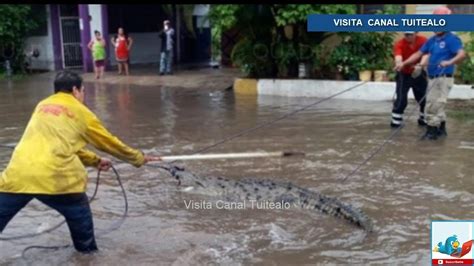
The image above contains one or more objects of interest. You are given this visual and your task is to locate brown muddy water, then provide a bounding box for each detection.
[0,74,473,265]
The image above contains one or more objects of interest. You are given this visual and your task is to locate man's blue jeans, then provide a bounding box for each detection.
[160,49,173,74]
[0,192,98,253]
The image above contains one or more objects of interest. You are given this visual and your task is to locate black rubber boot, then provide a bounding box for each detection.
[422,126,438,140]
[438,121,447,137]
[390,122,401,128]
[417,117,427,126]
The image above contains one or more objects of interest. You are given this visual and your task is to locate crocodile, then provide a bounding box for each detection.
[169,167,374,232]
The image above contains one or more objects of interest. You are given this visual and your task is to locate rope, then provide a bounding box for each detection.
[0,63,449,258]
[0,148,128,260]
[0,169,102,241]
[192,81,368,155]
[145,81,369,184]
[146,81,369,172]
[391,69,428,116]
[340,66,447,183]
[19,165,127,260]
[0,80,369,261]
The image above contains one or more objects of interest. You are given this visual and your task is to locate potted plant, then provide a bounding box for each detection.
[339,32,395,81]
[355,57,372,81]
[332,33,374,81]
[372,58,392,81]
[328,43,358,80]
[370,32,396,81]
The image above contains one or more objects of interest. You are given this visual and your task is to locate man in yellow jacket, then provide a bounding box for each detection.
[0,70,160,253]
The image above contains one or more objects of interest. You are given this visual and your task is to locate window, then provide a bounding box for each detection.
[448,4,474,14]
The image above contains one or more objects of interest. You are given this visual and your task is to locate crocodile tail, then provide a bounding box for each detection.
[327,198,374,232]
[300,189,374,231]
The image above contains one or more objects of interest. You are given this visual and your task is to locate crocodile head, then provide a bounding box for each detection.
[170,167,207,188]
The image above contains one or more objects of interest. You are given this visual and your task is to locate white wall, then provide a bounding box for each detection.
[88,4,103,39]
[257,80,474,100]
[24,5,161,70]
[107,32,161,65]
[24,5,55,71]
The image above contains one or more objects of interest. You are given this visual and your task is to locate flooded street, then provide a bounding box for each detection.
[1,73,473,265]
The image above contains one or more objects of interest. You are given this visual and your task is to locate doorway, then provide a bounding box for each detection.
[59,5,83,68]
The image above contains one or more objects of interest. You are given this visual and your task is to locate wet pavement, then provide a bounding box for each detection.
[82,65,239,90]
[0,72,473,265]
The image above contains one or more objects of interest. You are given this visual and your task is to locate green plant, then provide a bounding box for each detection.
[327,30,396,80]
[207,5,242,60]
[369,5,401,70]
[344,32,396,71]
[231,38,273,78]
[0,5,39,73]
[207,4,357,78]
[272,41,298,78]
[271,5,356,75]
[372,32,396,70]
[272,4,355,26]
[327,40,359,78]
[456,32,474,85]
[311,44,332,78]
[375,5,403,15]
[457,56,474,85]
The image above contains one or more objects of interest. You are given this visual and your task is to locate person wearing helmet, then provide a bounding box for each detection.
[394,6,466,140]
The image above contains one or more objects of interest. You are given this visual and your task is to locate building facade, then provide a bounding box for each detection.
[25,4,211,72]
[25,4,471,72]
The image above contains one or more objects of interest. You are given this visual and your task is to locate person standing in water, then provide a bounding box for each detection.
[158,20,175,75]
[111,27,133,76]
[396,6,466,140]
[390,31,428,128]
[88,30,106,79]
[0,71,161,253]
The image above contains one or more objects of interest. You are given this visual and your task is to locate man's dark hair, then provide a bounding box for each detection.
[94,30,100,35]
[54,70,83,93]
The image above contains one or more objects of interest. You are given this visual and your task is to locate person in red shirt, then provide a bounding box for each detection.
[111,27,133,76]
[390,31,428,128]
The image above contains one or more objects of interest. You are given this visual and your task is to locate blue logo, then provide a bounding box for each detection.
[307,15,474,32]
[431,221,474,265]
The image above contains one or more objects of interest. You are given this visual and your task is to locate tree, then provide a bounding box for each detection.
[0,5,39,73]
[271,5,356,76]
[207,4,357,78]
[206,5,242,60]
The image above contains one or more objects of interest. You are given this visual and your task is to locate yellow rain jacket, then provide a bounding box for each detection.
[0,92,145,194]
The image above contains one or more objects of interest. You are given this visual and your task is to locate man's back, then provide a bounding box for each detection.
[1,91,144,194]
[0,92,91,194]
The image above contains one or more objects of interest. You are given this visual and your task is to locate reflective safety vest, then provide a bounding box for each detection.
[0,92,145,194]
